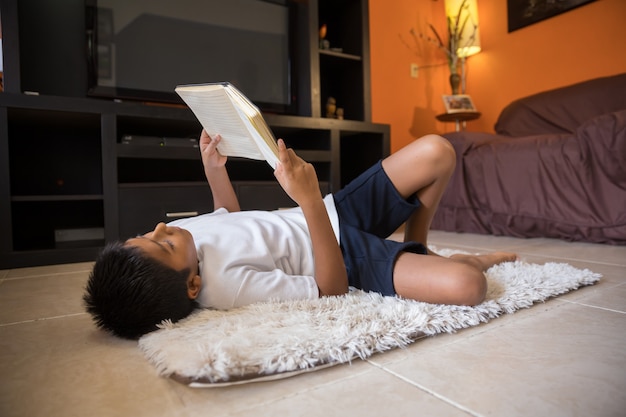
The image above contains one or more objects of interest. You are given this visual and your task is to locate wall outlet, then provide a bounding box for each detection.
[410,63,419,78]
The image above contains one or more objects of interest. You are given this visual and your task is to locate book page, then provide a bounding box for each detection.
[223,85,279,167]
[176,83,268,163]
[236,111,280,169]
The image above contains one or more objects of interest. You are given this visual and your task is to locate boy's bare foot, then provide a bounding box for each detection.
[450,251,518,272]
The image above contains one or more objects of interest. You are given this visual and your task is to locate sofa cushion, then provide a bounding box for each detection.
[495,73,626,137]
[575,109,626,184]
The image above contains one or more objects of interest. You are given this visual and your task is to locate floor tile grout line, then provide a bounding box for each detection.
[2,270,93,281]
[0,312,87,327]
[366,359,484,417]
[203,367,372,416]
[430,241,626,267]
[499,250,626,267]
[557,299,626,314]
[517,257,626,268]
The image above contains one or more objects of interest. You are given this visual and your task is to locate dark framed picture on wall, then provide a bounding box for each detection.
[507,0,596,32]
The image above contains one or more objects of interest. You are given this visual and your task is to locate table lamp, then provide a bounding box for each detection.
[444,0,481,93]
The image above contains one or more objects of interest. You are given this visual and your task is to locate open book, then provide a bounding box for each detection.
[175,82,279,169]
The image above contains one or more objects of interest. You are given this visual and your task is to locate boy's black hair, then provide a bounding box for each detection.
[83,242,198,339]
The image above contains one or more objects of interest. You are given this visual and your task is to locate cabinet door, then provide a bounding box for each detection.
[118,185,212,239]
[235,181,331,211]
[236,183,295,211]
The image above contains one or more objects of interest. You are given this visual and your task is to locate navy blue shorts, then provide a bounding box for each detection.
[333,160,427,296]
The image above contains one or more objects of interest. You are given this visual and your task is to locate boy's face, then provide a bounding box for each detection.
[126,223,199,275]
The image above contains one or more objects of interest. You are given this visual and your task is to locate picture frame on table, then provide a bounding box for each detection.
[442,94,477,114]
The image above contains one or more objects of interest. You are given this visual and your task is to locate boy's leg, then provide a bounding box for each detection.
[380,134,456,248]
[382,134,517,305]
[393,250,518,305]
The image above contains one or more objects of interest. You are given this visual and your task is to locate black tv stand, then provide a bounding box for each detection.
[0,93,389,268]
[0,0,384,268]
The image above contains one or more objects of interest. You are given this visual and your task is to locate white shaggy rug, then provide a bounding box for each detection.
[139,252,600,387]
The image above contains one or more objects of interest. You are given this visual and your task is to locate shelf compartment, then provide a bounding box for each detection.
[117,143,200,160]
[11,200,105,251]
[278,127,332,150]
[116,115,201,144]
[340,131,387,187]
[117,157,205,183]
[8,108,102,196]
[319,53,365,121]
[316,0,369,122]
[11,194,104,202]
[318,0,364,58]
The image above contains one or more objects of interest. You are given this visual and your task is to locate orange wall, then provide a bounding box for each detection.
[369,0,626,152]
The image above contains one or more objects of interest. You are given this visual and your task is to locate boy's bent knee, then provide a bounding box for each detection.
[418,134,455,157]
[414,135,456,172]
[452,265,487,306]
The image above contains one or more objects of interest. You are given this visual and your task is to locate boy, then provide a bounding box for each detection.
[84,130,516,339]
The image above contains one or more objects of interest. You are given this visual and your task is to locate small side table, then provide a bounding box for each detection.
[436,111,481,132]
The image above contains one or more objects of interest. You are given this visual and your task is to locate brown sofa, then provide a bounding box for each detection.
[431,73,626,245]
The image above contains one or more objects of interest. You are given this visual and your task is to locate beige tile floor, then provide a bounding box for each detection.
[1,230,625,417]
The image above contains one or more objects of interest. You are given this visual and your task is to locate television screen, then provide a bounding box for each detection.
[86,0,295,113]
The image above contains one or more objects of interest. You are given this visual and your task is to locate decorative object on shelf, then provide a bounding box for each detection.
[442,94,477,113]
[439,93,480,132]
[507,0,596,33]
[336,108,344,120]
[325,96,337,118]
[449,73,461,95]
[319,24,330,50]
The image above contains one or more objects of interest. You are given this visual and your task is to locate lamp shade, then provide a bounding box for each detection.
[445,0,481,58]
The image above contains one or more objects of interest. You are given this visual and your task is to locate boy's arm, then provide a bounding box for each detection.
[273,139,348,297]
[199,130,241,212]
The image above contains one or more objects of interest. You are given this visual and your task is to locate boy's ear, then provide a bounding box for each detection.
[187,274,202,300]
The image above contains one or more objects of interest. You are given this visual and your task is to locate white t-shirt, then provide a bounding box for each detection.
[168,194,339,310]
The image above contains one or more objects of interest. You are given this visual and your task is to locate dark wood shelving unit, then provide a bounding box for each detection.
[0,93,389,268]
[0,0,388,268]
[313,0,371,122]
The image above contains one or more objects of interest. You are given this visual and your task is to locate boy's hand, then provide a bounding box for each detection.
[199,130,240,212]
[199,130,227,170]
[274,139,322,206]
[275,138,348,297]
